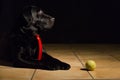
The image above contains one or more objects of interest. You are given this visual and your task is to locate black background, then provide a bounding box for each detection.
[0,0,120,43]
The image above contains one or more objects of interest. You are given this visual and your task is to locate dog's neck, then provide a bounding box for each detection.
[20,26,38,36]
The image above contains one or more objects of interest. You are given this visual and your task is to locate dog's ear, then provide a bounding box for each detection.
[23,6,33,23]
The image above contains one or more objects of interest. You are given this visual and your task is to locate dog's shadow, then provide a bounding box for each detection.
[0,59,13,67]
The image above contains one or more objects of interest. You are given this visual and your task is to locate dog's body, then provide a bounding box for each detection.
[7,6,70,70]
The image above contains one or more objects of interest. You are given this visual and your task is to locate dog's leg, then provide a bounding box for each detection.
[13,47,70,70]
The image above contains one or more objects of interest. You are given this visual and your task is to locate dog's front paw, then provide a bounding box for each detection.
[39,53,71,70]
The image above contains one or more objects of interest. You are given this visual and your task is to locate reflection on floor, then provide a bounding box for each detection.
[0,44,120,80]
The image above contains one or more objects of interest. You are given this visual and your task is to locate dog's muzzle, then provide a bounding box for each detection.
[44,18,55,29]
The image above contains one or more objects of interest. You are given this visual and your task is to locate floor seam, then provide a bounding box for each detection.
[30,69,37,80]
[109,55,120,61]
[73,51,95,80]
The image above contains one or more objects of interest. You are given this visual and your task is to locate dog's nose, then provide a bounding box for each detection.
[51,18,55,21]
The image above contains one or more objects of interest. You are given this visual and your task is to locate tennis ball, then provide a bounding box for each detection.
[85,60,96,71]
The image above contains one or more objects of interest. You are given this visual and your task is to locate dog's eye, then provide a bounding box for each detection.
[36,14,44,19]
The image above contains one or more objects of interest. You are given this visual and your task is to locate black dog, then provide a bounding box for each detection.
[8,6,70,70]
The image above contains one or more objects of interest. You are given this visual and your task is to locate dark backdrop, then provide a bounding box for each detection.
[0,0,120,43]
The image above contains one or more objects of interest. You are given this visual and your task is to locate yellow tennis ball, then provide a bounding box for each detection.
[85,60,96,71]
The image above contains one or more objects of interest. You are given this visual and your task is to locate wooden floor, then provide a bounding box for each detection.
[0,44,120,80]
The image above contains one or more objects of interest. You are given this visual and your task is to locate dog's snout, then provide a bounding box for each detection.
[51,18,55,21]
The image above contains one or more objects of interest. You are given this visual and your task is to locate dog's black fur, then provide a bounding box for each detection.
[6,6,70,70]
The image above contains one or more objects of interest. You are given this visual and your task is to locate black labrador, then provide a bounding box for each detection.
[8,6,70,70]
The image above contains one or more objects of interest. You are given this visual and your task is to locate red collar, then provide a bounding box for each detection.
[35,34,42,60]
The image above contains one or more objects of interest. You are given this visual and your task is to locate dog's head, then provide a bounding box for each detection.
[21,6,55,34]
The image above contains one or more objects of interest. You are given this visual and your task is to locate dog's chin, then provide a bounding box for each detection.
[44,25,54,30]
